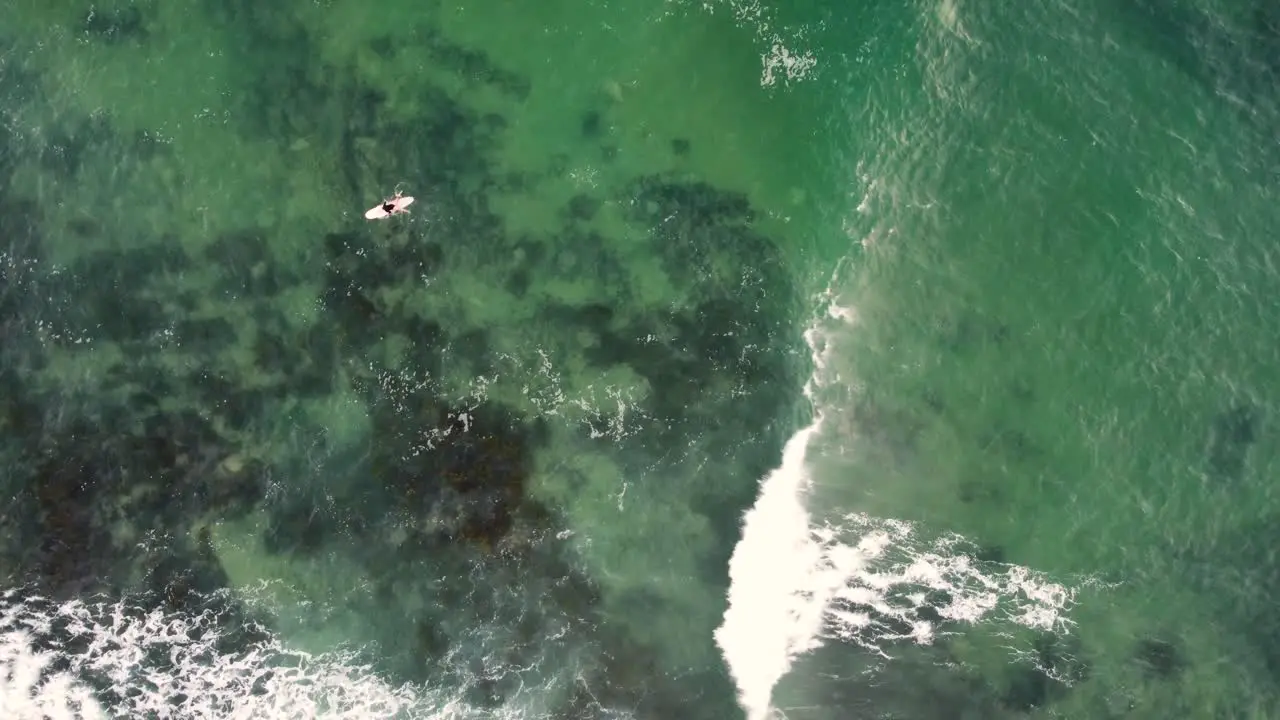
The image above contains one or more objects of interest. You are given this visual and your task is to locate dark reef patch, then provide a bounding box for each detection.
[368,397,540,549]
[1207,403,1259,480]
[42,251,177,344]
[7,396,262,600]
[176,317,238,354]
[548,151,571,177]
[581,110,603,138]
[262,501,328,556]
[1133,636,1185,679]
[506,266,531,297]
[253,322,338,399]
[997,632,1085,712]
[0,10,806,717]
[81,4,149,44]
[565,193,601,221]
[39,113,113,177]
[417,25,532,100]
[975,544,1005,563]
[205,229,288,297]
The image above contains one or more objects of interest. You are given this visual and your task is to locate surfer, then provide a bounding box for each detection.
[365,190,415,220]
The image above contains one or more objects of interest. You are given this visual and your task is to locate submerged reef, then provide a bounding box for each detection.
[0,5,804,716]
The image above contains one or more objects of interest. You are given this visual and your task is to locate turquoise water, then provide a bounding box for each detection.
[2,0,1279,718]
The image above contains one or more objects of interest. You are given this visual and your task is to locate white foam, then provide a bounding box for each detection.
[716,285,1078,720]
[679,0,818,88]
[714,309,837,720]
[0,589,468,719]
[760,41,818,88]
[714,419,826,720]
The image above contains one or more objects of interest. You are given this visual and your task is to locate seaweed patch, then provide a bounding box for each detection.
[0,8,806,716]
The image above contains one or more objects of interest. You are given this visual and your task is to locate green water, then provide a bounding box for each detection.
[2,0,1280,717]
[789,1,1280,717]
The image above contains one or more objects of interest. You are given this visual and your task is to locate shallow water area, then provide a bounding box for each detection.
[0,0,822,717]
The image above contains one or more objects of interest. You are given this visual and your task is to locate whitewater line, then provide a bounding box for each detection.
[714,314,838,720]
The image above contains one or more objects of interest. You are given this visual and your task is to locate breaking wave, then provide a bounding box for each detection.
[716,277,1079,720]
[0,587,514,720]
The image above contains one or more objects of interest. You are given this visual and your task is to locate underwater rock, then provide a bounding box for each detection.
[671,137,690,157]
[418,26,532,100]
[1207,403,1259,480]
[369,35,394,59]
[321,234,393,348]
[958,477,999,504]
[0,199,43,333]
[323,231,388,288]
[580,110,602,138]
[626,174,754,229]
[545,174,804,604]
[922,388,946,413]
[1133,636,1185,679]
[192,369,264,429]
[506,266,530,297]
[253,322,338,399]
[39,113,112,177]
[388,239,446,283]
[998,632,1084,711]
[175,316,238,355]
[65,215,103,239]
[547,228,626,287]
[370,399,541,550]
[205,0,333,140]
[145,527,233,612]
[978,427,1039,463]
[29,438,117,596]
[321,229,451,360]
[199,454,267,521]
[1000,664,1051,712]
[10,395,247,599]
[975,544,1005,563]
[565,193,601,221]
[262,501,327,556]
[480,111,508,135]
[1254,4,1280,79]
[549,152,571,176]
[1010,376,1035,403]
[452,328,492,366]
[511,236,548,266]
[621,174,792,333]
[39,243,186,345]
[205,229,286,297]
[497,170,532,192]
[82,4,148,44]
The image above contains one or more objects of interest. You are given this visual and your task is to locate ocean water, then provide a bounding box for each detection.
[1,0,1279,718]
